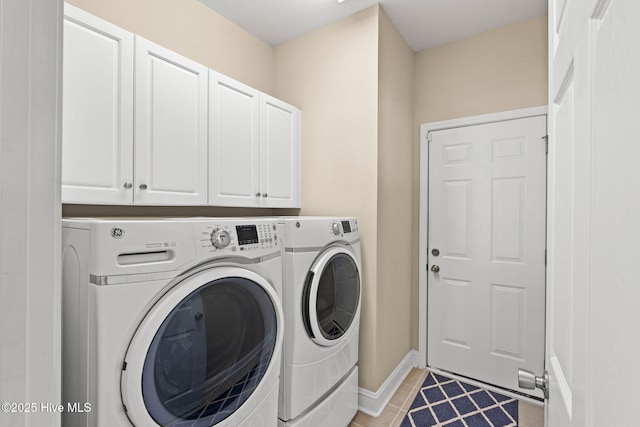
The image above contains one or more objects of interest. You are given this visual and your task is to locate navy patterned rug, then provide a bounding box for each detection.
[401,372,518,427]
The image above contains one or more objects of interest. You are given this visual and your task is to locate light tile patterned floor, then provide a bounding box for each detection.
[350,368,429,427]
[349,369,544,427]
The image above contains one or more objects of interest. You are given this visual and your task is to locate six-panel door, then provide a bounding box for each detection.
[427,115,547,397]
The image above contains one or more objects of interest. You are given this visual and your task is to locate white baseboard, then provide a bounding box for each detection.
[357,350,419,417]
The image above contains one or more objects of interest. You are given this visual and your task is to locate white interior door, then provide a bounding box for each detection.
[546,0,640,425]
[427,115,547,397]
[546,0,590,423]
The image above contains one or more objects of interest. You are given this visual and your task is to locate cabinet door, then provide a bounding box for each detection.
[259,94,301,208]
[208,72,260,207]
[135,37,208,205]
[62,4,134,204]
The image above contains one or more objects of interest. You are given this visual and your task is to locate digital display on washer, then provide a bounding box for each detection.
[341,220,352,233]
[236,225,259,245]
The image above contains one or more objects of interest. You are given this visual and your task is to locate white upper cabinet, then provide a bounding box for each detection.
[209,73,301,208]
[259,93,301,208]
[62,4,134,204]
[62,8,207,206]
[63,5,300,208]
[134,37,208,205]
[208,71,261,206]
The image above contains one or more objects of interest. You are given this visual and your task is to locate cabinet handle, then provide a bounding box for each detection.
[123,182,133,189]
[262,193,268,198]
[139,184,148,190]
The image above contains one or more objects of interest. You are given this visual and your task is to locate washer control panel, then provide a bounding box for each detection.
[199,221,278,253]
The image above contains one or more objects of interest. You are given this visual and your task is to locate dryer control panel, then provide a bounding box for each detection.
[329,218,358,237]
[198,221,279,254]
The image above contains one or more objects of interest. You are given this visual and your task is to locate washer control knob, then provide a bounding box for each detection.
[331,222,341,236]
[210,228,231,249]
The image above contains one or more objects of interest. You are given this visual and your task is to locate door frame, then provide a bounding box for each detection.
[417,105,548,368]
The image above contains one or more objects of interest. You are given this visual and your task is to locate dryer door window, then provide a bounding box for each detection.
[304,247,361,347]
[121,267,281,427]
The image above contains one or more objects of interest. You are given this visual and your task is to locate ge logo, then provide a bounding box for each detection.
[110,227,125,239]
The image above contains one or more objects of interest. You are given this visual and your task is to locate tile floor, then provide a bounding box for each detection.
[349,369,544,427]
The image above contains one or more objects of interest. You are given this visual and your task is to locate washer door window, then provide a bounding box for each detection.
[304,246,361,347]
[121,267,282,427]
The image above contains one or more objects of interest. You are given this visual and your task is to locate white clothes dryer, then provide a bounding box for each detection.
[62,218,284,427]
[277,217,361,427]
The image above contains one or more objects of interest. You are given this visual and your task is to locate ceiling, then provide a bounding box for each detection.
[199,0,548,52]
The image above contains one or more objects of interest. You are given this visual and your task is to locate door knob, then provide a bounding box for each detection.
[431,265,440,273]
[518,368,549,398]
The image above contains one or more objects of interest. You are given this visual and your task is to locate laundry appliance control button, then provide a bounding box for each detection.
[210,228,231,249]
[331,222,341,236]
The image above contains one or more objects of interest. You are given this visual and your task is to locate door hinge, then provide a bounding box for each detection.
[427,132,432,143]
[542,135,549,154]
[545,249,547,266]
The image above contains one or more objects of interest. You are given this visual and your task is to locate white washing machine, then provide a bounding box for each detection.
[277,217,361,427]
[62,218,284,427]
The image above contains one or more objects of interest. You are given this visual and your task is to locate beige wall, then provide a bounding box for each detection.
[410,15,548,349]
[67,0,274,94]
[275,6,415,391]
[413,15,548,124]
[274,6,381,390]
[376,10,414,389]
